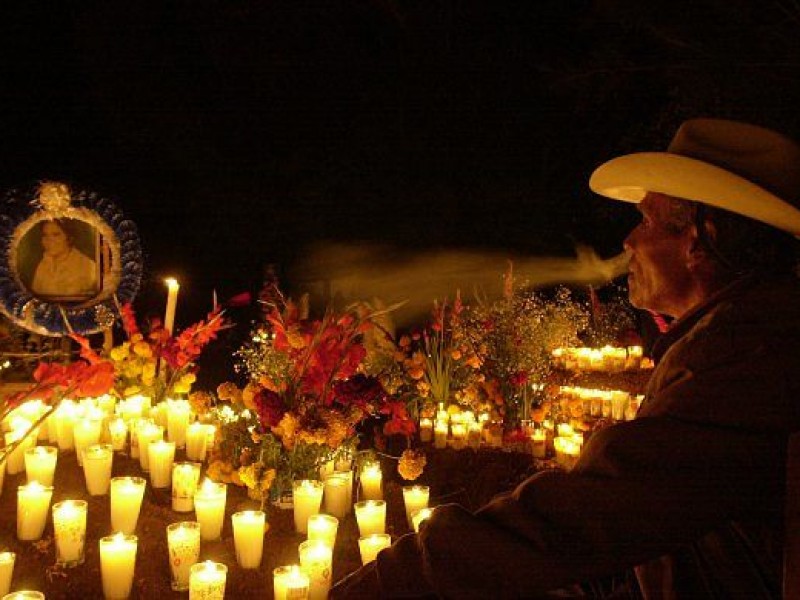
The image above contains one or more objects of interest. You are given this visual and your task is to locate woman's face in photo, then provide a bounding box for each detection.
[41,221,70,257]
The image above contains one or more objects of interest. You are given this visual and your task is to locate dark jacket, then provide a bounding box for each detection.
[332,273,800,599]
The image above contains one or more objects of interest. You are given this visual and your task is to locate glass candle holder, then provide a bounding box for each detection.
[82,444,113,496]
[110,477,146,534]
[232,510,265,569]
[172,462,201,512]
[0,552,15,597]
[2,592,45,600]
[24,446,57,486]
[299,539,333,600]
[354,500,386,537]
[293,480,324,534]
[167,521,201,592]
[17,482,53,541]
[358,533,391,565]
[194,479,227,541]
[411,507,434,533]
[273,565,310,600]
[147,440,176,489]
[52,500,87,567]
[307,514,338,548]
[189,561,227,600]
[99,533,137,600]
[402,485,430,529]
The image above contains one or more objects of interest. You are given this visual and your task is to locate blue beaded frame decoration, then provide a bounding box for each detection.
[0,182,142,336]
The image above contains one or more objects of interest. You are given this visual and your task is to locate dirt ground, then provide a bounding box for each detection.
[0,442,538,598]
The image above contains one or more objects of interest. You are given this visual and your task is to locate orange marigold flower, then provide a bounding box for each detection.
[216,382,242,404]
[450,349,462,360]
[398,449,427,481]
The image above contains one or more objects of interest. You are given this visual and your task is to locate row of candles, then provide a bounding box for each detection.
[418,407,504,450]
[556,386,644,422]
[551,345,646,372]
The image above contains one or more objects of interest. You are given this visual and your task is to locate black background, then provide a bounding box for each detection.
[2,0,799,329]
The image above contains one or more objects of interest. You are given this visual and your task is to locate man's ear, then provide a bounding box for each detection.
[687,219,718,270]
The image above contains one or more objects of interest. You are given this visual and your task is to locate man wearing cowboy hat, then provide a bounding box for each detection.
[331,119,800,598]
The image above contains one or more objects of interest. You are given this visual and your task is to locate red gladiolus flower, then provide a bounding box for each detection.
[253,389,286,429]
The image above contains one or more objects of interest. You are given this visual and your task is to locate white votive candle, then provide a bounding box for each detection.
[108,418,128,451]
[100,533,137,600]
[5,430,34,476]
[148,440,176,489]
[55,400,78,451]
[24,446,57,486]
[110,477,146,534]
[419,418,433,443]
[293,480,324,534]
[232,510,265,569]
[73,418,103,467]
[433,421,448,449]
[194,479,227,541]
[307,514,338,548]
[17,482,53,540]
[358,533,391,565]
[322,473,349,521]
[412,507,434,532]
[354,500,386,537]
[403,485,430,529]
[0,552,15,597]
[172,462,201,512]
[2,592,44,599]
[166,399,191,449]
[273,565,310,600]
[52,499,87,567]
[189,560,227,600]
[137,422,163,472]
[531,428,547,459]
[185,423,208,462]
[167,521,201,592]
[360,462,383,501]
[83,444,113,495]
[299,539,333,600]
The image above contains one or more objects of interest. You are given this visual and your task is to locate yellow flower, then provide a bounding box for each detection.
[238,464,276,501]
[272,413,299,450]
[133,341,152,358]
[123,385,141,397]
[110,344,130,361]
[398,449,427,481]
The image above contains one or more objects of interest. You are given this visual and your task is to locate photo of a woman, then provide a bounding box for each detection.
[18,219,100,301]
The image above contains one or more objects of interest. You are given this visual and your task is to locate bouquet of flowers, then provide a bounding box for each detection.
[464,268,591,426]
[208,300,416,503]
[107,303,227,402]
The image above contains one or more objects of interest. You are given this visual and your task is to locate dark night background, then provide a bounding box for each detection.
[2,0,800,331]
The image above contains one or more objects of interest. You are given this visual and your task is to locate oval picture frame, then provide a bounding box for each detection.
[0,182,143,336]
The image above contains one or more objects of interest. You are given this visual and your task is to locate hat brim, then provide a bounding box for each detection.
[589,152,800,237]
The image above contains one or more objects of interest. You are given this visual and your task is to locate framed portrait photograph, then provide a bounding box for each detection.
[0,181,142,336]
[15,218,104,302]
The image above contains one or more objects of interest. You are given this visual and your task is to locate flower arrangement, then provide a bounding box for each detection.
[108,303,227,402]
[386,293,487,420]
[465,270,591,425]
[207,300,417,503]
[0,304,227,466]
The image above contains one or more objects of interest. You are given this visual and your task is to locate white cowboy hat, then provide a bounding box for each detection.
[589,118,800,237]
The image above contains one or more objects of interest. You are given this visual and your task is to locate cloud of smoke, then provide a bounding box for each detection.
[291,242,630,326]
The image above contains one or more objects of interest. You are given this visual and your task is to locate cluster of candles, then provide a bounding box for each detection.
[551,345,646,372]
[557,386,644,422]
[418,405,502,451]
[1,399,438,599]
[271,457,434,599]
[0,390,222,599]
